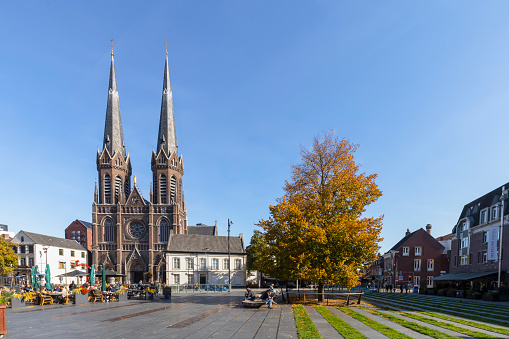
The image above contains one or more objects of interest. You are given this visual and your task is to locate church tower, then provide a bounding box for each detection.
[151,50,188,237]
[92,47,187,284]
[92,50,132,273]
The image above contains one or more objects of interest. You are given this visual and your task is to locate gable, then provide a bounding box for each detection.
[126,186,146,206]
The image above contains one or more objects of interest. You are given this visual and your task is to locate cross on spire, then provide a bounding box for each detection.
[164,40,169,55]
[110,39,115,56]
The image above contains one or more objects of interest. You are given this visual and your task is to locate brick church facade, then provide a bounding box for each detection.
[92,49,187,283]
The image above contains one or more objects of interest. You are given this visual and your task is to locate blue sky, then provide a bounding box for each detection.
[2,1,509,254]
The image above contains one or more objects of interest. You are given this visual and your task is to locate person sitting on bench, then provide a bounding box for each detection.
[244,287,256,301]
[261,289,275,309]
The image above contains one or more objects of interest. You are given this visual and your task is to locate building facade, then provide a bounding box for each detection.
[65,219,92,252]
[165,234,246,287]
[92,50,187,284]
[383,226,447,289]
[439,183,509,286]
[11,231,88,284]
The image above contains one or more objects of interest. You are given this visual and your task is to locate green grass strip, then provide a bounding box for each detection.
[313,305,366,339]
[337,306,412,339]
[393,310,501,338]
[293,304,322,339]
[363,307,456,339]
[367,294,509,318]
[419,311,509,336]
[364,295,509,328]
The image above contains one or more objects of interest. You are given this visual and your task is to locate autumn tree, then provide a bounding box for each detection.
[0,237,18,277]
[246,230,268,275]
[257,131,383,299]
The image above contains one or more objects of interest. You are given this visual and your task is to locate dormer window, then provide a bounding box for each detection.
[481,210,487,224]
[492,206,498,220]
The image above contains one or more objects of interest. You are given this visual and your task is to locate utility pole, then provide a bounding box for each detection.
[498,187,508,288]
[228,219,233,289]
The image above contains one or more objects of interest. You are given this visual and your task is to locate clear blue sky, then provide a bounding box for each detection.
[2,1,509,254]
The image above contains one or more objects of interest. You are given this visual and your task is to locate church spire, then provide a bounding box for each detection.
[103,51,126,158]
[156,50,178,156]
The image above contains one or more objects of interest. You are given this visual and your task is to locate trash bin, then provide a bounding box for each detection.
[413,286,419,293]
[163,286,172,299]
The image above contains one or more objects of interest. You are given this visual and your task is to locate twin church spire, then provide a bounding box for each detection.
[97,46,183,207]
[102,54,126,159]
[102,50,178,160]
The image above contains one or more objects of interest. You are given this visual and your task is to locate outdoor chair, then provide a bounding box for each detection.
[90,290,104,302]
[37,292,53,305]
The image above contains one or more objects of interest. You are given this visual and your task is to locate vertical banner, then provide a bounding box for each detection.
[488,226,499,260]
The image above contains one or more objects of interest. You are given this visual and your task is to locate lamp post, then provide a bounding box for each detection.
[498,187,508,288]
[228,219,233,288]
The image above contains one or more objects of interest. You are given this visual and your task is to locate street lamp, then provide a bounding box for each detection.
[498,187,508,288]
[228,219,233,288]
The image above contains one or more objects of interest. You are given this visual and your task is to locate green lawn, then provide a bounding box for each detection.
[293,304,322,339]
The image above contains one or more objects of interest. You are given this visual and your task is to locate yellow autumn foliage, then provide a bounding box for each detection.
[256,131,383,291]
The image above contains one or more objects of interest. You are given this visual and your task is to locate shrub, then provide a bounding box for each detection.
[427,289,435,295]
[482,292,499,301]
[419,288,428,295]
[437,288,447,296]
[497,286,509,295]
[446,288,457,298]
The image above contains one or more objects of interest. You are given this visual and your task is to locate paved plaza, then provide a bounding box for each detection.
[5,291,509,338]
[4,290,297,339]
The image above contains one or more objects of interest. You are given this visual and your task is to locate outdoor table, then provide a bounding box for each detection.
[103,292,115,302]
[44,291,63,303]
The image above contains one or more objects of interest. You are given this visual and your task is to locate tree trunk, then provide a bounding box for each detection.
[318,281,324,302]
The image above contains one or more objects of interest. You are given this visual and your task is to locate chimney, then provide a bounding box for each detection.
[426,224,432,235]
[405,228,410,236]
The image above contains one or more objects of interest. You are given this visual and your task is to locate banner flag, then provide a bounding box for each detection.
[488,226,499,261]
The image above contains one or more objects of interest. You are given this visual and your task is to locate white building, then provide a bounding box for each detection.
[11,231,88,285]
[165,233,246,287]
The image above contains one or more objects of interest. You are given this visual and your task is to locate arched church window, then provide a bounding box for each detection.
[160,174,167,204]
[115,175,122,204]
[170,176,177,199]
[104,174,111,204]
[160,218,170,242]
[104,218,115,242]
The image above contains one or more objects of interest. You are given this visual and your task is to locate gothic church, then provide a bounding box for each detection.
[92,49,187,283]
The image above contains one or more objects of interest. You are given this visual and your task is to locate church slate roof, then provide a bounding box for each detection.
[102,54,126,158]
[187,224,217,236]
[452,181,509,234]
[156,54,178,156]
[167,234,245,254]
[19,231,86,251]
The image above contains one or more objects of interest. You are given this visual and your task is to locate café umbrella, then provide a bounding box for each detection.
[90,265,95,286]
[45,264,53,290]
[101,265,106,291]
[33,265,40,290]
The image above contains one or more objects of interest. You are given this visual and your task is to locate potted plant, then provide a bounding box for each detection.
[115,288,128,302]
[9,293,24,309]
[72,288,89,305]
[144,287,155,300]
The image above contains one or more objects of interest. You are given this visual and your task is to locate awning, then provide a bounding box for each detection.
[55,269,87,278]
[432,271,499,281]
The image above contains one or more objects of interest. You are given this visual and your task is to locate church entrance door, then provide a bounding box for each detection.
[131,271,144,284]
[129,260,145,284]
